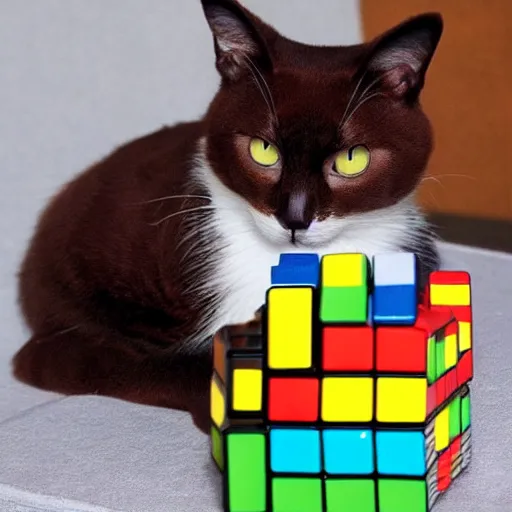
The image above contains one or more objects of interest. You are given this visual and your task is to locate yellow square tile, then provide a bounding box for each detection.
[321,254,366,287]
[459,322,472,351]
[430,284,471,306]
[211,375,226,429]
[268,287,313,369]
[444,334,458,369]
[377,378,427,423]
[232,369,263,411]
[435,406,450,451]
[322,377,374,422]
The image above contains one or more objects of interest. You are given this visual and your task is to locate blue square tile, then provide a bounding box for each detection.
[271,253,320,287]
[322,429,374,475]
[278,254,320,266]
[372,284,417,325]
[376,431,427,476]
[270,429,321,474]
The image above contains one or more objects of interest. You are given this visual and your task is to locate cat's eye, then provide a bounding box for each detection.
[333,145,370,177]
[249,138,280,167]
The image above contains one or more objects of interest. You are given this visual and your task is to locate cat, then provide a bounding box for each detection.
[13,0,442,433]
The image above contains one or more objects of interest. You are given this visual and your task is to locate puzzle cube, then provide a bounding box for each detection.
[372,253,418,325]
[210,252,474,512]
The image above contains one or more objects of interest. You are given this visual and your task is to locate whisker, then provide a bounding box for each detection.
[175,206,247,253]
[132,194,211,205]
[149,205,219,226]
[353,68,396,107]
[425,173,477,181]
[340,68,399,131]
[421,176,444,188]
[244,55,278,125]
[339,70,368,129]
[342,91,386,129]
[421,191,441,209]
[421,173,477,194]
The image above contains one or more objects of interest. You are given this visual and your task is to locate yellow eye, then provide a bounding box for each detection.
[249,138,280,167]
[333,145,370,177]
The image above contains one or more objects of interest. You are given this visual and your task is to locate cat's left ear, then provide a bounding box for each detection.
[201,0,273,82]
[365,13,443,99]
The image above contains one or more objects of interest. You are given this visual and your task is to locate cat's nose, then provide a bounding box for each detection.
[277,216,311,231]
[276,190,312,231]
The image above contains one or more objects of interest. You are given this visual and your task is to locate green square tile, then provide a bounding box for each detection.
[436,338,446,379]
[320,286,368,323]
[449,397,462,440]
[462,394,471,431]
[272,478,322,512]
[326,479,376,512]
[211,425,224,471]
[378,479,427,512]
[227,433,266,511]
[427,336,437,384]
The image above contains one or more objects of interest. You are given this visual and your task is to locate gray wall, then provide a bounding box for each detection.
[0,0,362,374]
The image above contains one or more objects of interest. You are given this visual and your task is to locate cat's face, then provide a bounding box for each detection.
[200,0,442,248]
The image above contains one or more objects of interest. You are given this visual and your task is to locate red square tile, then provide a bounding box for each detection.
[445,369,458,398]
[457,350,473,386]
[427,385,437,415]
[432,305,472,323]
[268,377,319,422]
[436,375,447,408]
[322,326,374,371]
[450,436,462,463]
[376,326,427,373]
[429,271,470,286]
[437,450,452,492]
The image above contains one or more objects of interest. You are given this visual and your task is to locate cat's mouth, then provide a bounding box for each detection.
[248,207,343,249]
[288,230,321,248]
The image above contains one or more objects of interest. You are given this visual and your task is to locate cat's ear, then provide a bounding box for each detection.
[364,13,443,99]
[201,0,273,81]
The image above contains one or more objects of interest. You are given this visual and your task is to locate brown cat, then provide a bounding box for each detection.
[13,0,442,433]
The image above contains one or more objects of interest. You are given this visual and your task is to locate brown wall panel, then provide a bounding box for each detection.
[361,0,512,220]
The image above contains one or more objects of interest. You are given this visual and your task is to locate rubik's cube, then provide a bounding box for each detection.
[210,253,473,512]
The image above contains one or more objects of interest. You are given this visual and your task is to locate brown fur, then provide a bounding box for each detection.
[13,0,442,433]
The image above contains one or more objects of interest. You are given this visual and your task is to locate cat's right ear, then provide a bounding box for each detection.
[201,0,273,81]
[363,13,443,100]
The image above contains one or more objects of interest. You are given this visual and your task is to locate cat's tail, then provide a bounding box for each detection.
[12,327,212,433]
